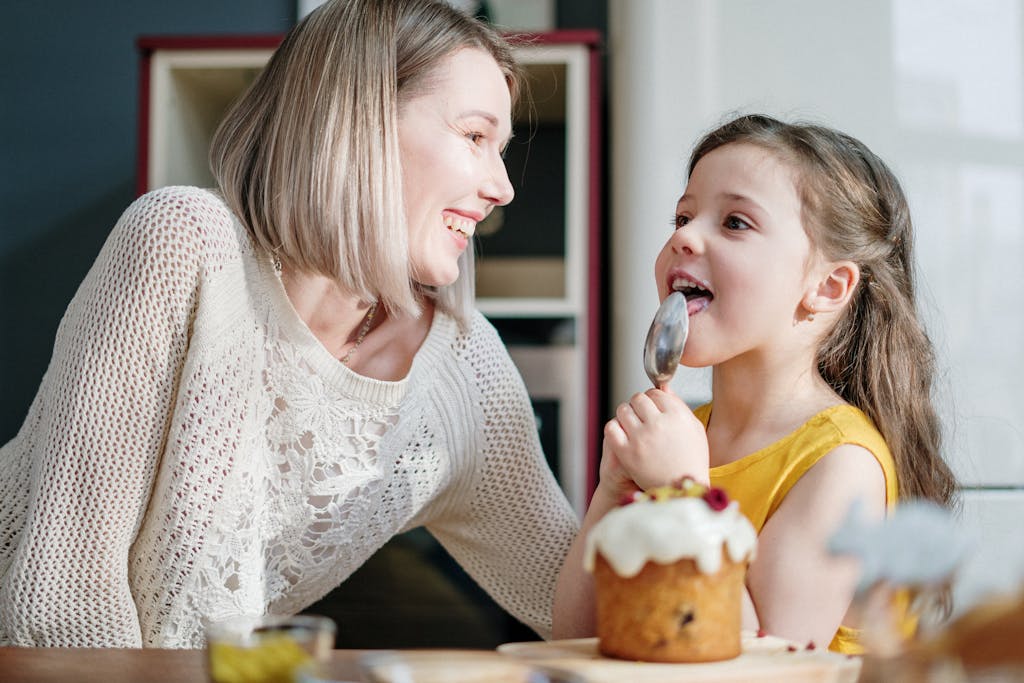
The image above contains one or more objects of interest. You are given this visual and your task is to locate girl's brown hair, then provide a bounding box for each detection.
[209,0,522,323]
[689,113,956,508]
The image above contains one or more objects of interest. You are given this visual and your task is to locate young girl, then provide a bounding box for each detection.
[554,114,957,653]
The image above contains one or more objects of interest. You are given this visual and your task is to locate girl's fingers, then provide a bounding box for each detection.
[615,401,641,433]
[603,417,627,447]
[645,387,686,413]
[629,391,661,422]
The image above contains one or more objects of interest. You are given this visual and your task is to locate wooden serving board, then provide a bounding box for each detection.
[498,633,861,683]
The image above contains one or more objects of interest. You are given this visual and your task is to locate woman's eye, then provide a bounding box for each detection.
[672,214,690,229]
[725,215,752,231]
[466,131,484,145]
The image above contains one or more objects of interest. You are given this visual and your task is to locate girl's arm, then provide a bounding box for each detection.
[747,443,886,646]
[551,476,619,638]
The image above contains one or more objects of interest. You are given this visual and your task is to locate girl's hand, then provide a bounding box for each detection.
[601,387,710,491]
[596,437,643,504]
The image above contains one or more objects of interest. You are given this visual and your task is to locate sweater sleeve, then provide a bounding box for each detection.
[0,187,213,646]
[425,313,580,640]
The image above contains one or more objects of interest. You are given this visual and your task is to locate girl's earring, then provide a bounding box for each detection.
[806,309,816,322]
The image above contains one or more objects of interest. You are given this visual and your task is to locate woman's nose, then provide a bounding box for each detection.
[482,155,515,206]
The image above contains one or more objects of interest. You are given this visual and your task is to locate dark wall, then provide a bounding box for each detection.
[0,0,606,442]
[1,1,295,441]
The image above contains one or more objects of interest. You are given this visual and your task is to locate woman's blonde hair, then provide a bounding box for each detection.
[689,114,957,510]
[209,0,522,323]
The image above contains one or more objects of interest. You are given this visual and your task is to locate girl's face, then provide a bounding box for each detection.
[398,48,514,288]
[655,142,820,367]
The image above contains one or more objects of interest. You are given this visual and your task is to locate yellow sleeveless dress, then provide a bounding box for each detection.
[696,403,906,654]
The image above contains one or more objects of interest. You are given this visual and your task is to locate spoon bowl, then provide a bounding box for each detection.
[642,291,689,389]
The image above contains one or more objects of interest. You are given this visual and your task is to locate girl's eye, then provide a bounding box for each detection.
[672,214,690,230]
[724,215,752,231]
[466,131,484,145]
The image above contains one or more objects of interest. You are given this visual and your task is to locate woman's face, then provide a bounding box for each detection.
[398,48,515,288]
[654,142,820,367]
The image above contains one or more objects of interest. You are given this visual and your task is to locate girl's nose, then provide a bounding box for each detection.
[670,220,703,255]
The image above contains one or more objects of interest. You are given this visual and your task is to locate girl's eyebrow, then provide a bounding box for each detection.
[678,191,761,204]
[720,192,768,213]
[676,192,768,214]
[720,192,757,204]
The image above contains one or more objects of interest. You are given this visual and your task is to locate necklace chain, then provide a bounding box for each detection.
[272,253,377,366]
[340,301,379,365]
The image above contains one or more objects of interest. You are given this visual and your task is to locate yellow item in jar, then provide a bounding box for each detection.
[209,633,312,683]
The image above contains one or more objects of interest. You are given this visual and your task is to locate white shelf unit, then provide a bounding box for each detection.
[145,48,272,192]
[138,33,603,515]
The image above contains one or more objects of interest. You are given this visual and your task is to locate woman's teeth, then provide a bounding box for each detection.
[444,215,474,239]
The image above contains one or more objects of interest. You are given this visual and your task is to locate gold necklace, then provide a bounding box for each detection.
[340,301,379,365]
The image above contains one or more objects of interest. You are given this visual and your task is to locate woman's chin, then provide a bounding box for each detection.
[414,268,460,289]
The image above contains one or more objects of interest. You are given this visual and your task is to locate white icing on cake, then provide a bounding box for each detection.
[584,498,757,578]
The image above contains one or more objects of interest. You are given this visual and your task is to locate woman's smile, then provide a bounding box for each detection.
[398,48,514,287]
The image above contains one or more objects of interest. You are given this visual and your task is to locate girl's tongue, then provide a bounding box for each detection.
[686,294,712,316]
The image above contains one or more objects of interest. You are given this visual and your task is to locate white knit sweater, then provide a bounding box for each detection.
[0,186,579,648]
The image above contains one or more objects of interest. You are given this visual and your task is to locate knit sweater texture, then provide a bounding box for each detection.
[0,186,579,648]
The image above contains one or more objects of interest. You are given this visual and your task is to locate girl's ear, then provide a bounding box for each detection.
[804,261,860,314]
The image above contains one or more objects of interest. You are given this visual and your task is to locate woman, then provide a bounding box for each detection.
[0,0,578,648]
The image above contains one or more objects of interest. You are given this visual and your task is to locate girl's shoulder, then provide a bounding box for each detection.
[698,402,886,454]
[765,403,893,477]
[809,405,890,455]
[813,405,898,505]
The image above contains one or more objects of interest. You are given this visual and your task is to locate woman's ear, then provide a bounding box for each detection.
[803,261,860,314]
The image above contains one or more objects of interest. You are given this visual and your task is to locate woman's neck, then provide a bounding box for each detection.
[279,268,379,359]
[278,265,435,381]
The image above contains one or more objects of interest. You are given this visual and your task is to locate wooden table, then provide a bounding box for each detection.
[0,640,864,683]
[0,647,364,683]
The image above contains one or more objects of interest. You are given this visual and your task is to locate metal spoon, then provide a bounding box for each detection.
[642,291,689,389]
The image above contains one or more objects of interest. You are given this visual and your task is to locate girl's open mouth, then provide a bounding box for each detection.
[671,276,713,315]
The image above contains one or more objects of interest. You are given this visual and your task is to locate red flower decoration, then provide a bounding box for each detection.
[701,487,730,511]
